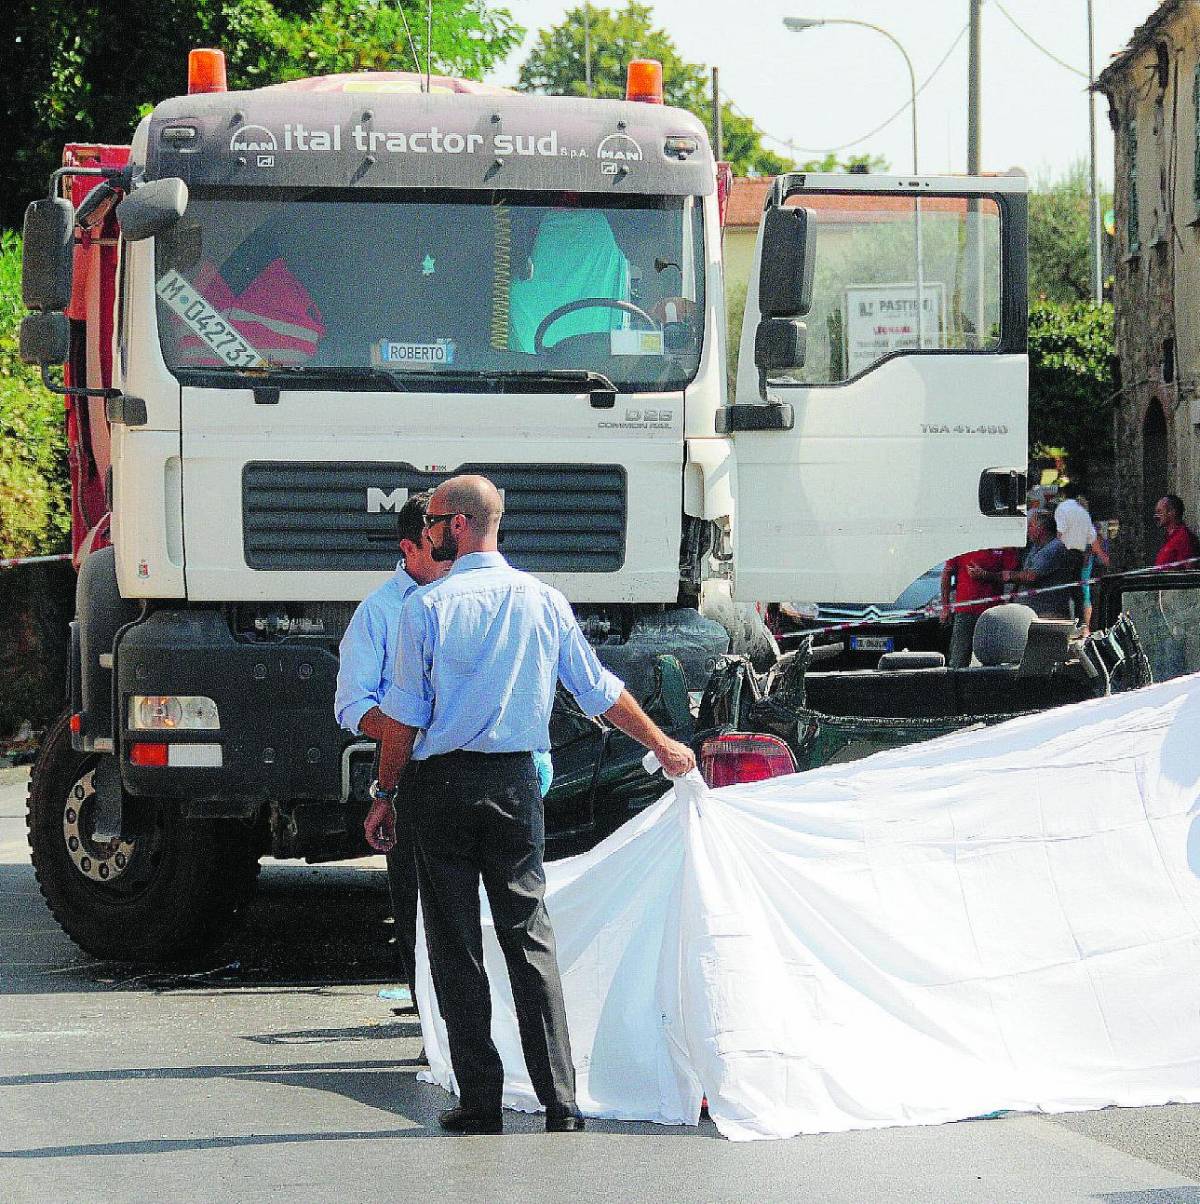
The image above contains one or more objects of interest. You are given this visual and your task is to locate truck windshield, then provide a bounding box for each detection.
[154,187,705,392]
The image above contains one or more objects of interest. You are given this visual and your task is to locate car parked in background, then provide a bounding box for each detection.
[774,563,947,669]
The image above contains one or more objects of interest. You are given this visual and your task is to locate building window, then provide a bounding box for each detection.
[1127,116,1140,254]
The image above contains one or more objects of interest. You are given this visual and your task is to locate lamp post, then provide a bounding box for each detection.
[783,16,918,174]
[784,16,927,347]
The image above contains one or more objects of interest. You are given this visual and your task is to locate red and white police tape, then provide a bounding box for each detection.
[0,552,72,570]
[775,554,1200,639]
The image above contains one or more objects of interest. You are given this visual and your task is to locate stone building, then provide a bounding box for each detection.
[1097,1,1200,565]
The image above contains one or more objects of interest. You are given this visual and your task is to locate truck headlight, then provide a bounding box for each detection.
[129,695,220,731]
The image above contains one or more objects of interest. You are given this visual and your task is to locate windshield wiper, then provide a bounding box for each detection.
[365,368,618,403]
[369,368,617,392]
[177,364,620,400]
[491,369,618,394]
[176,365,410,392]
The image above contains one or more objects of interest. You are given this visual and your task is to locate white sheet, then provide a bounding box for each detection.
[416,675,1200,1140]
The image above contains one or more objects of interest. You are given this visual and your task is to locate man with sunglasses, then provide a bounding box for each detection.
[364,474,695,1136]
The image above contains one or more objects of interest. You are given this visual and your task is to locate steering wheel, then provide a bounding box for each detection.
[533,298,659,355]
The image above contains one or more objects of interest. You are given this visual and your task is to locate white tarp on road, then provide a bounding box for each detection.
[417,675,1200,1140]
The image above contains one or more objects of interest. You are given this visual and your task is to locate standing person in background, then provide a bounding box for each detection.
[970,509,1077,619]
[1153,494,1200,569]
[1054,483,1110,620]
[939,547,1019,667]
[365,475,695,1136]
[1078,502,1109,634]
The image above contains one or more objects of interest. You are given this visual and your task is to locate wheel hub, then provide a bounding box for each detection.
[62,769,136,883]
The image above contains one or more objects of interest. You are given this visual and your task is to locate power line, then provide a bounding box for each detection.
[992,0,1088,79]
[730,22,968,157]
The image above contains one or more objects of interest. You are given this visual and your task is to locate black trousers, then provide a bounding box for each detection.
[410,750,576,1117]
[384,798,419,997]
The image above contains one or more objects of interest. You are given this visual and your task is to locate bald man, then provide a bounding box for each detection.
[366,474,695,1135]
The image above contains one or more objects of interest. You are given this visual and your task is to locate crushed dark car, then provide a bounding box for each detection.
[697,570,1200,784]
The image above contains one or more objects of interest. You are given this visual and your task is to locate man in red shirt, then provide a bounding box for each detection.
[1153,494,1200,569]
[940,547,1020,667]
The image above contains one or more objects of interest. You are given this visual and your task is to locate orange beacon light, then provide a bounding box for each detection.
[188,48,228,95]
[626,59,664,104]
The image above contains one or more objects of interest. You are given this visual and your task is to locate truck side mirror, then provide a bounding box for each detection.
[758,206,815,318]
[116,178,188,242]
[19,310,70,367]
[752,207,816,394]
[754,318,807,373]
[22,197,76,312]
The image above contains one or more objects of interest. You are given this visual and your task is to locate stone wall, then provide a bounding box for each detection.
[1101,6,1200,567]
[0,561,74,744]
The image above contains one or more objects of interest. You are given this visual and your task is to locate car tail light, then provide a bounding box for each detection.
[699,733,796,788]
[129,741,169,767]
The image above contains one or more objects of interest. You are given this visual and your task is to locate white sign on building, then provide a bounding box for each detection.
[843,282,946,377]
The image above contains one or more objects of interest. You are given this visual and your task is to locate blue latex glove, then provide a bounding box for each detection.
[533,750,553,798]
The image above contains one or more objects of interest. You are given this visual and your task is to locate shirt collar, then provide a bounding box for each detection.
[449,551,508,575]
[392,561,419,593]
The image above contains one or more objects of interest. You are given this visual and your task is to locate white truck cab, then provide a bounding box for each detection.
[17,58,1028,962]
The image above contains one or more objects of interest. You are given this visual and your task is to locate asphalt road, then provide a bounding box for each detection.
[3,766,1200,1204]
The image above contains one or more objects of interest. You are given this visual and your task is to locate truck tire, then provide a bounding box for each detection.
[26,711,260,965]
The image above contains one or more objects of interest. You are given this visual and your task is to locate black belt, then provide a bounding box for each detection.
[420,750,532,764]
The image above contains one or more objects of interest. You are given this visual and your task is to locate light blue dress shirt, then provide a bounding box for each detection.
[380,551,624,760]
[334,562,419,736]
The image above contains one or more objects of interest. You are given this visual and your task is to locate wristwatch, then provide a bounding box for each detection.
[368,779,399,803]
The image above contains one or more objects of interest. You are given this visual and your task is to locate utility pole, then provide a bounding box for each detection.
[711,66,723,160]
[966,0,984,349]
[967,0,982,173]
[583,3,592,97]
[1087,0,1103,303]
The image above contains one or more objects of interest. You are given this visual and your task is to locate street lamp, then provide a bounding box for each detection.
[783,16,918,174]
[783,16,927,348]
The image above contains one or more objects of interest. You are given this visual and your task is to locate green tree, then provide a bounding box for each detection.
[2,0,523,229]
[262,0,522,82]
[1029,162,1111,303]
[1028,298,1116,473]
[797,151,889,174]
[0,231,70,559]
[518,2,794,176]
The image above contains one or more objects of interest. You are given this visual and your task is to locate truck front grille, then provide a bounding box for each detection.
[242,462,627,573]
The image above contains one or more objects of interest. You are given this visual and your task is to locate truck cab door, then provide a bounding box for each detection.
[727,173,1028,605]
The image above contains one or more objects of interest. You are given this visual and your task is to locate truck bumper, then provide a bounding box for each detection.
[114,609,355,811]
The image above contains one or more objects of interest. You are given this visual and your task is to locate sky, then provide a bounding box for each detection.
[488,0,1163,187]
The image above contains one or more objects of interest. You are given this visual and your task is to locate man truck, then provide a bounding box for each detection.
[18,51,1029,961]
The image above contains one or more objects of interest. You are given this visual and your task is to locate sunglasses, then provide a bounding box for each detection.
[422,511,472,529]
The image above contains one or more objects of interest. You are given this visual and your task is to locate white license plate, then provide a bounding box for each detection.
[849,635,894,652]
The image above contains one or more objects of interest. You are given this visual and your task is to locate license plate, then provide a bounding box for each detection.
[849,635,894,652]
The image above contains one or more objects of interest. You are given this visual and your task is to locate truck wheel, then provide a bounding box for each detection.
[26,712,260,964]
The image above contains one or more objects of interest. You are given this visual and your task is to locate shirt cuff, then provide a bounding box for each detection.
[570,668,624,718]
[379,684,433,729]
[338,698,376,736]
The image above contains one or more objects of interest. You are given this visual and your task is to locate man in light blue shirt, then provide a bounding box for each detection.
[335,489,447,1002]
[365,474,694,1136]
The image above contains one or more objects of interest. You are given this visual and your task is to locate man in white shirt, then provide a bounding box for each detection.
[1054,483,1110,567]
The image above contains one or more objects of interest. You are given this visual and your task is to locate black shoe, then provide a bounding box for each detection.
[546,1109,586,1133]
[438,1106,503,1134]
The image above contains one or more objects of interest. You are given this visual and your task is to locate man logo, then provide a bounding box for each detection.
[366,487,409,514]
[230,125,278,156]
[596,133,644,174]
